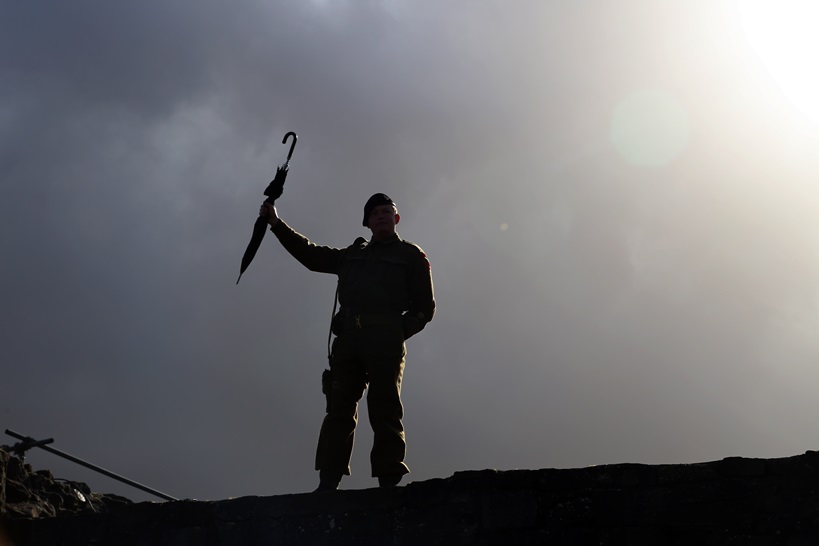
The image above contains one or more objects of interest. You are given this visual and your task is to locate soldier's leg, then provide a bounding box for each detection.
[365,326,409,479]
[315,337,367,479]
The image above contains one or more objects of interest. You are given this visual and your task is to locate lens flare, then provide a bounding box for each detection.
[610,89,690,168]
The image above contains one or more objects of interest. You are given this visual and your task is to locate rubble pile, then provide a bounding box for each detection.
[0,448,131,520]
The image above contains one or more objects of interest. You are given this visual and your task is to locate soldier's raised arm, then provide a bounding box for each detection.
[260,203,343,275]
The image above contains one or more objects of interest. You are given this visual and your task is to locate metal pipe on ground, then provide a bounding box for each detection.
[5,429,178,502]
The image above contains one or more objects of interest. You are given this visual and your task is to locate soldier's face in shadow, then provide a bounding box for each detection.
[368,205,400,240]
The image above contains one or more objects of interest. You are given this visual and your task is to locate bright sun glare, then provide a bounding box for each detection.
[737,0,819,124]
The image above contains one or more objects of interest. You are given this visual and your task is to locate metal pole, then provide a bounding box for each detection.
[5,429,178,502]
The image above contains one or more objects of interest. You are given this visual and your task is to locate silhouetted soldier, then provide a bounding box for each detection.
[260,194,435,490]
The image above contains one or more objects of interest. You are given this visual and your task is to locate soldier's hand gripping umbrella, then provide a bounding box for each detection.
[236,131,297,284]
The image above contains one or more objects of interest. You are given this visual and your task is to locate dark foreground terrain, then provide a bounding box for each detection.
[2,447,818,545]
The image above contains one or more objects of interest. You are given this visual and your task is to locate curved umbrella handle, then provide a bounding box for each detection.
[283,131,298,163]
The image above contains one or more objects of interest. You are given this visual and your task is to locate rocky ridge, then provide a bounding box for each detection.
[2,447,819,544]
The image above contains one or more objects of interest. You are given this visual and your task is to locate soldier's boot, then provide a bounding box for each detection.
[315,470,343,492]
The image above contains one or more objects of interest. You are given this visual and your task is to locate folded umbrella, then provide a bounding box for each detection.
[236,131,297,284]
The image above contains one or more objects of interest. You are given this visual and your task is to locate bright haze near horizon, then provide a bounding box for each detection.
[3,1,819,502]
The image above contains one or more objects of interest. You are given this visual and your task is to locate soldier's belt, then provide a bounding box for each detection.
[336,310,401,329]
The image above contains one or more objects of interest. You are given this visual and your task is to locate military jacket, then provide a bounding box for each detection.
[272,220,435,339]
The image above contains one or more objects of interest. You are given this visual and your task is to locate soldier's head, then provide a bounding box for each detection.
[363,193,400,240]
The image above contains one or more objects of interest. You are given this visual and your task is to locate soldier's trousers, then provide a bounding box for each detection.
[315,321,410,478]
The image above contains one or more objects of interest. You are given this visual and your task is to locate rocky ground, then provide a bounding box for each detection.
[0,447,132,520]
[3,445,819,544]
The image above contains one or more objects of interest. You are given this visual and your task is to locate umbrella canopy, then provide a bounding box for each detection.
[236,131,297,284]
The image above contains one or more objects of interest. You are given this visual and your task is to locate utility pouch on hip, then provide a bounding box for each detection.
[321,369,333,413]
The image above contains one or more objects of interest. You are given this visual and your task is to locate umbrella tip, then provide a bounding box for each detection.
[236,274,242,285]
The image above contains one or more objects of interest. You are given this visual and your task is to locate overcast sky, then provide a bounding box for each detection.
[3,0,819,502]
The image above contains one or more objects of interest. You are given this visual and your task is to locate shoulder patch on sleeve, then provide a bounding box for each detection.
[414,246,431,271]
[399,240,431,270]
